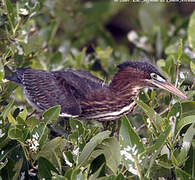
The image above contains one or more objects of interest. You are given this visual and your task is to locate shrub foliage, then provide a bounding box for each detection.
[0,1,195,179]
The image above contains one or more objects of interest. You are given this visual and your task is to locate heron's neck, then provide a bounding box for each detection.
[109,70,142,97]
[79,70,141,121]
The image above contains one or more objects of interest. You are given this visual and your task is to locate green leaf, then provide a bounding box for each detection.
[71,169,84,180]
[188,11,195,50]
[37,137,66,160]
[120,115,145,153]
[163,55,176,81]
[167,102,182,137]
[177,124,195,163]
[175,167,193,180]
[145,126,171,178]
[157,154,173,169]
[171,152,179,167]
[91,137,120,174]
[37,137,66,172]
[8,127,24,142]
[26,116,40,130]
[18,107,28,121]
[102,138,120,174]
[144,126,171,178]
[135,99,162,129]
[64,168,73,180]
[147,125,171,153]
[180,53,191,64]
[0,60,4,81]
[50,51,62,65]
[1,99,14,120]
[38,157,58,180]
[165,44,177,55]
[43,105,60,124]
[16,116,26,126]
[7,112,16,125]
[175,115,195,137]
[177,39,183,62]
[78,131,110,166]
[96,46,112,67]
[157,59,166,70]
[190,61,195,75]
[3,82,17,100]
[22,34,44,55]
[168,102,182,120]
[75,48,86,69]
[182,101,195,116]
[88,163,105,180]
[119,116,145,175]
[69,118,84,138]
[64,151,74,165]
[4,0,15,28]
[32,122,48,148]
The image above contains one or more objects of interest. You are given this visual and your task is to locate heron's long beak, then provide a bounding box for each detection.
[148,79,187,100]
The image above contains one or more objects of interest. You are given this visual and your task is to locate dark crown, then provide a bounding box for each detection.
[117,61,165,79]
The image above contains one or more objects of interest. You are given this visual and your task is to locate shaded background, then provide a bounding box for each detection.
[1,1,195,76]
[1,1,195,179]
[2,1,195,102]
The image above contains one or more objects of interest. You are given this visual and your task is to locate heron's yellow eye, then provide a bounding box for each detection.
[150,73,157,79]
[150,73,166,82]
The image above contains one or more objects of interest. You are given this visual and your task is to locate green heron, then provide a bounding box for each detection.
[7,61,187,121]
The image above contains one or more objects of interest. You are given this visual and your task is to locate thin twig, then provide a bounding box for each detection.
[136,123,146,133]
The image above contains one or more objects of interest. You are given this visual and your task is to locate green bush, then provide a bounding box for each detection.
[0,1,195,179]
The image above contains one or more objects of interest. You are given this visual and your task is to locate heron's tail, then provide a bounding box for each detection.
[6,68,28,85]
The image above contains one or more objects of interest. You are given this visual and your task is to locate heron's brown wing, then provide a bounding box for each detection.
[21,69,81,116]
[52,69,106,98]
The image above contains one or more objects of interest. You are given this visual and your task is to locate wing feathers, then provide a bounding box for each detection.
[9,68,105,117]
[15,68,81,116]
